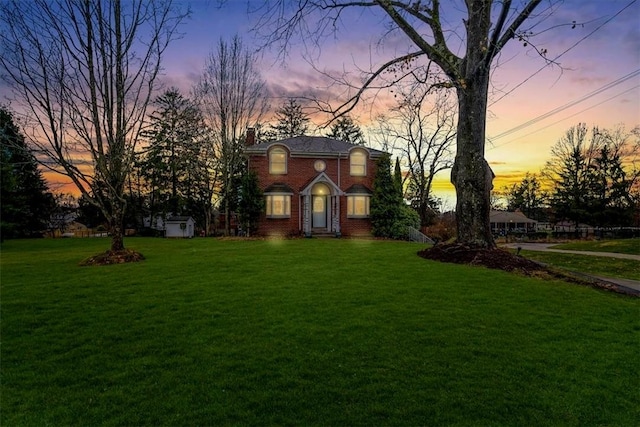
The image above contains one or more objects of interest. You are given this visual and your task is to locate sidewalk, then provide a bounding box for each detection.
[502,243,640,261]
[501,242,640,295]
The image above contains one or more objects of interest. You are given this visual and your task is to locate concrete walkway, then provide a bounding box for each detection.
[502,243,640,261]
[501,242,640,295]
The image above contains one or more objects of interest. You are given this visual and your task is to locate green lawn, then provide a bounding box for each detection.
[517,238,640,281]
[551,238,640,255]
[519,251,640,281]
[2,238,639,426]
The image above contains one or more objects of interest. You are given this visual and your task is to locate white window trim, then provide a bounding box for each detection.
[269,147,287,175]
[347,194,370,218]
[265,193,292,218]
[350,149,367,176]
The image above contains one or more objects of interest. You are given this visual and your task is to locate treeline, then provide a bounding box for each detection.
[0,108,55,239]
[498,123,639,228]
[1,89,367,239]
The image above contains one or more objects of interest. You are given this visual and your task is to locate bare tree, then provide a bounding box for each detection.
[195,36,268,235]
[256,0,552,248]
[380,82,456,227]
[0,0,188,256]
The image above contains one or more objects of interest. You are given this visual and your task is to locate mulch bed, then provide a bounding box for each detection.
[418,243,548,275]
[418,243,639,297]
[79,249,145,266]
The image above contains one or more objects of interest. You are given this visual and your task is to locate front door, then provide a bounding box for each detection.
[312,195,327,228]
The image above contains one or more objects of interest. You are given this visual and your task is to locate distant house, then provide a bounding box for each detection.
[490,210,537,234]
[244,130,387,237]
[165,216,195,238]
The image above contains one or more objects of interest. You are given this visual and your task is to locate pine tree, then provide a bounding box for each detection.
[393,157,403,201]
[590,144,633,226]
[326,115,365,144]
[267,99,311,140]
[238,170,264,236]
[370,154,402,238]
[140,89,207,219]
[1,107,54,239]
[504,172,546,221]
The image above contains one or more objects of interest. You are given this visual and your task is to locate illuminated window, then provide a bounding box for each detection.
[346,184,372,218]
[350,149,366,176]
[266,195,291,218]
[347,195,370,217]
[269,147,287,174]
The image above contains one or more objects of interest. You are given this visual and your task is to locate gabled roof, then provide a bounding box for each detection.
[264,183,294,194]
[299,172,343,195]
[489,210,536,223]
[345,184,373,194]
[245,135,387,158]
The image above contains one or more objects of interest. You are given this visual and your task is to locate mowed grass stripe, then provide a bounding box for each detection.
[1,238,638,426]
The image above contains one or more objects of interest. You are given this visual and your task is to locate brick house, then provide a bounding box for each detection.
[245,131,387,237]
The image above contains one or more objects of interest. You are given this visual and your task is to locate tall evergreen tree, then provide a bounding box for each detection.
[370,154,402,238]
[140,88,207,219]
[326,115,364,144]
[545,124,635,227]
[504,172,547,221]
[0,107,54,239]
[237,170,264,236]
[267,99,311,140]
[589,144,633,226]
[393,157,403,201]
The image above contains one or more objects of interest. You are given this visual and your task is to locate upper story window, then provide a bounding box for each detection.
[350,149,367,176]
[269,147,287,174]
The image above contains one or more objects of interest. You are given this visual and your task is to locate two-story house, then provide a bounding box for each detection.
[245,130,387,237]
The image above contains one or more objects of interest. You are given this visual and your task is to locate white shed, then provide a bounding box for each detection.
[165,216,195,238]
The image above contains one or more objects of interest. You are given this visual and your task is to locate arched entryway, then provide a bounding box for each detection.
[311,182,330,229]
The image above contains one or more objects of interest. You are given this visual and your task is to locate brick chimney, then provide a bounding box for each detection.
[245,127,256,146]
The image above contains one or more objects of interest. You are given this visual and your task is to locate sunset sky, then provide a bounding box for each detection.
[5,0,640,204]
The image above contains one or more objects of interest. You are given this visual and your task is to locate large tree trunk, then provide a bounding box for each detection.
[448,0,496,249]
[450,70,495,249]
[110,200,126,252]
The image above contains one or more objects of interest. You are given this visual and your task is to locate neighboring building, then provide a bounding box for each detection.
[165,216,195,238]
[245,132,387,237]
[490,210,537,235]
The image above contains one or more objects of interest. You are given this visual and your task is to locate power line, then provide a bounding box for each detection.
[489,0,638,107]
[487,84,639,151]
[489,69,640,141]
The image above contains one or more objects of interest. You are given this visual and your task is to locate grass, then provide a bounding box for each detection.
[514,238,640,281]
[551,238,640,255]
[518,251,640,281]
[2,238,639,426]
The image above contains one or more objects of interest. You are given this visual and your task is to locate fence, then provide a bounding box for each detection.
[408,226,435,244]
